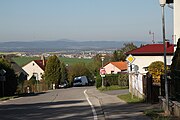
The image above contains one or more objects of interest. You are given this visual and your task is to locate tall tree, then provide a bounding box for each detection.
[44,55,61,88]
[0,58,18,97]
[60,62,68,84]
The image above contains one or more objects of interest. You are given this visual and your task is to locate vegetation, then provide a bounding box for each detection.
[98,85,128,91]
[118,93,144,103]
[148,61,164,83]
[44,55,62,89]
[12,56,92,67]
[60,62,68,84]
[59,57,92,66]
[68,62,92,86]
[12,56,40,67]
[144,109,177,120]
[171,38,180,99]
[112,43,137,61]
[95,74,129,88]
[0,58,18,97]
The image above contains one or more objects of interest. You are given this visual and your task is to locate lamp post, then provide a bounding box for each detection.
[101,56,105,87]
[159,0,169,113]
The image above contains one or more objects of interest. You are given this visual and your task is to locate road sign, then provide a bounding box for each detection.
[0,69,6,76]
[101,74,105,78]
[126,54,135,63]
[100,68,106,75]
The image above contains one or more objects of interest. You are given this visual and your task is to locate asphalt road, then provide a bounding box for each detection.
[0,86,99,120]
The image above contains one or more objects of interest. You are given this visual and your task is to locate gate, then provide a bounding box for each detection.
[143,73,160,103]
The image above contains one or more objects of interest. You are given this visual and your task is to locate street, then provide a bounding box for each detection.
[0,86,102,120]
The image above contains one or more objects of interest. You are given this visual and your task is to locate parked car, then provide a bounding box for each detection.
[58,80,69,88]
[73,76,88,87]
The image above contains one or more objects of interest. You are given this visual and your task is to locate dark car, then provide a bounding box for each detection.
[58,80,69,88]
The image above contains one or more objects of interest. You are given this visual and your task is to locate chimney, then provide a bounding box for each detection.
[41,55,46,66]
[165,41,170,48]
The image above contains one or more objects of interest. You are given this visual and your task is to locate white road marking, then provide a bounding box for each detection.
[84,89,98,120]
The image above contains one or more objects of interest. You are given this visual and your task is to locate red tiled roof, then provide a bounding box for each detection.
[126,42,174,55]
[110,61,128,71]
[34,60,47,71]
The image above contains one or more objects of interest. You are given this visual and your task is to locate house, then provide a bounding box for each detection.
[0,55,28,81]
[103,61,128,74]
[125,42,174,98]
[22,56,46,81]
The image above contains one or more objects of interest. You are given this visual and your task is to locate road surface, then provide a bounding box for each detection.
[0,86,102,120]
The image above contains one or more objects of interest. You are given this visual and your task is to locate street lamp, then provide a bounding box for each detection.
[159,0,169,113]
[101,56,105,87]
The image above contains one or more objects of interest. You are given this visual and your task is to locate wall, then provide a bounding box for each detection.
[174,0,180,45]
[128,55,173,98]
[104,63,121,74]
[22,61,44,80]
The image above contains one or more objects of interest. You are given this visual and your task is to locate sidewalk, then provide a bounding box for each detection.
[87,87,156,120]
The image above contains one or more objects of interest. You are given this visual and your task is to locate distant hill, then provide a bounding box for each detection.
[0,39,147,52]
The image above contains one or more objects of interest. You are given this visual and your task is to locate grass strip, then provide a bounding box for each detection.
[118,93,144,103]
[98,85,128,91]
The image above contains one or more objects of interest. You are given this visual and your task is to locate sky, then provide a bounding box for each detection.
[0,0,174,43]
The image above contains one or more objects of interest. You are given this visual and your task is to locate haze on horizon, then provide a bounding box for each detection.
[0,0,173,43]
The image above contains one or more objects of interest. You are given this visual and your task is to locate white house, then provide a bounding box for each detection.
[126,42,174,98]
[22,57,46,81]
[103,61,127,74]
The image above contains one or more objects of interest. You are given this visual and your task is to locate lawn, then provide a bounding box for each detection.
[59,57,92,66]
[98,85,128,91]
[12,56,41,67]
[118,93,144,103]
[12,56,92,67]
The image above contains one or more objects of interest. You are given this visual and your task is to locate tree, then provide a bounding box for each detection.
[68,62,91,85]
[44,55,61,88]
[112,50,119,61]
[112,43,137,61]
[148,61,164,83]
[171,38,180,99]
[0,58,18,97]
[60,62,68,84]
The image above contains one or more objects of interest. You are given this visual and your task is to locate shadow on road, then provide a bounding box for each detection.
[17,92,48,97]
[0,100,94,120]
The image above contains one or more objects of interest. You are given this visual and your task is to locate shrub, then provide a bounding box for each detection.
[118,73,129,86]
[104,74,119,86]
[95,75,102,88]
[95,73,129,88]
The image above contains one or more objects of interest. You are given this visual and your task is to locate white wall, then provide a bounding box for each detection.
[22,61,44,80]
[128,55,173,98]
[131,55,173,74]
[104,63,121,74]
[174,0,180,45]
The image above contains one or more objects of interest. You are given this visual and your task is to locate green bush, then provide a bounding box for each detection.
[118,73,129,86]
[104,74,119,86]
[95,73,129,88]
[95,75,102,88]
